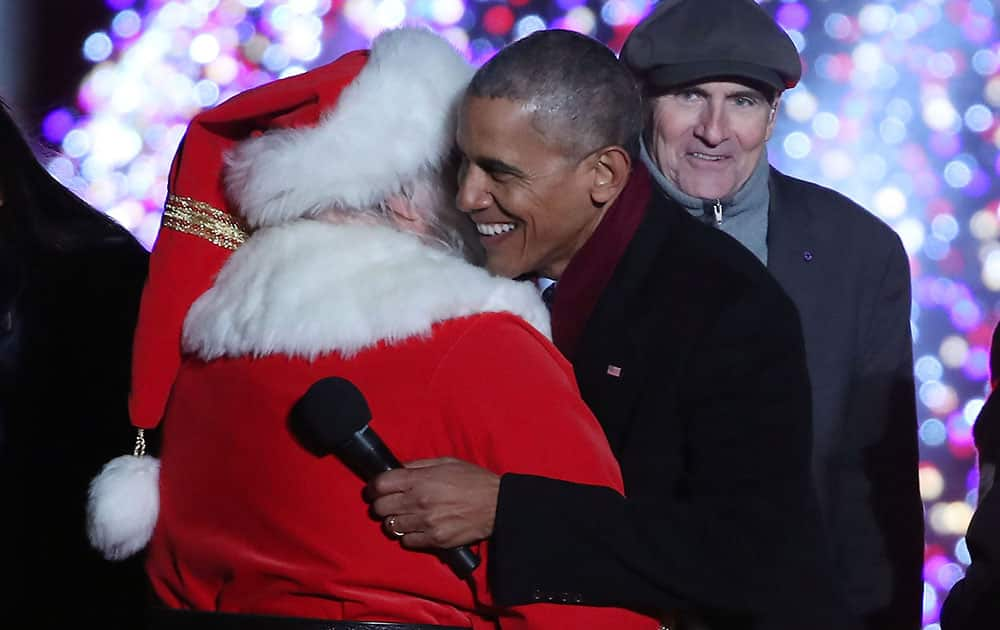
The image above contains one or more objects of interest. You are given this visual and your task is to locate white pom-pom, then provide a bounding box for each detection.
[87,454,160,561]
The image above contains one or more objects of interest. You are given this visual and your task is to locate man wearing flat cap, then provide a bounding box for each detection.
[621,1,923,628]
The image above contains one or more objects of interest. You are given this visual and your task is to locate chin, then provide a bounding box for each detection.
[485,259,517,279]
[685,180,737,201]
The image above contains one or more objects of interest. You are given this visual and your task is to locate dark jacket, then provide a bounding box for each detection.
[767,168,923,629]
[490,187,844,628]
[940,390,1000,629]
[0,223,150,625]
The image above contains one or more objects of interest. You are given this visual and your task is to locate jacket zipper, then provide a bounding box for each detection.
[712,200,723,225]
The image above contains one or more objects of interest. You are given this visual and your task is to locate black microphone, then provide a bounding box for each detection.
[290,376,481,580]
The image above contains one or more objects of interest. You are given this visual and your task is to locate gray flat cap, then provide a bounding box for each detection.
[621,0,802,93]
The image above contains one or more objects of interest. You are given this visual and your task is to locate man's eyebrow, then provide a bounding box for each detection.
[670,85,708,97]
[477,157,526,178]
[727,88,765,100]
[670,86,764,100]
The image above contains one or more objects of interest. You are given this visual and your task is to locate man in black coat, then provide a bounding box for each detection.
[368,29,844,628]
[619,1,923,627]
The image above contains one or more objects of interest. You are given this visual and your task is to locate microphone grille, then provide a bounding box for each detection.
[292,377,372,452]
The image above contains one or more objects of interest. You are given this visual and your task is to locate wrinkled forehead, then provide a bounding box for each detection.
[458,97,538,149]
[459,95,523,133]
[458,95,574,162]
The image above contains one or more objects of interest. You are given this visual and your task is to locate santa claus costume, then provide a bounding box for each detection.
[88,26,658,630]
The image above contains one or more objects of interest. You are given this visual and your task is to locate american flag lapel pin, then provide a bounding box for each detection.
[606,364,622,378]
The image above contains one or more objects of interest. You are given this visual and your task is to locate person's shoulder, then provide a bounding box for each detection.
[427,312,576,394]
[974,389,1000,462]
[55,207,150,269]
[435,310,556,355]
[35,224,149,330]
[771,167,903,249]
[66,231,149,291]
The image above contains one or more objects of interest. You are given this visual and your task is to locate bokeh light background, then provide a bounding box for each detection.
[36,0,999,626]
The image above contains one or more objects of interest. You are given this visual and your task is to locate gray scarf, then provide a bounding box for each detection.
[640,135,771,265]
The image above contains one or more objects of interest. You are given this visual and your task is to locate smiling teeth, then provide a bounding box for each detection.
[692,152,725,161]
[477,222,517,236]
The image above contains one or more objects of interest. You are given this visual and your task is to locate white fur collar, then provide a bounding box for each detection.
[182,221,550,360]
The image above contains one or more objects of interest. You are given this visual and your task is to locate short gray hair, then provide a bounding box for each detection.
[468,29,642,160]
[332,165,482,264]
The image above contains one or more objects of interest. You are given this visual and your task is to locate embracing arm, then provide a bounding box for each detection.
[489,285,843,624]
[374,314,659,629]
[369,289,839,622]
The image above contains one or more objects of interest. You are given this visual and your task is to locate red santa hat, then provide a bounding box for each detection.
[87,26,474,561]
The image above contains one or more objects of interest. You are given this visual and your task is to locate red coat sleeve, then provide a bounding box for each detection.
[428,313,660,630]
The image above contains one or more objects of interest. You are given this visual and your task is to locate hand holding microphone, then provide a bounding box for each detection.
[290,376,481,580]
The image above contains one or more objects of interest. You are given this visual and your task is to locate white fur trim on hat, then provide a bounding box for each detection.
[225,26,474,229]
[87,454,161,560]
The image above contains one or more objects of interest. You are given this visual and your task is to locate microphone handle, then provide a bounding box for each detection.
[442,545,480,580]
[338,426,403,479]
[338,426,482,580]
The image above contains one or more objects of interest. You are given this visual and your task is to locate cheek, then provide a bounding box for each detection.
[736,118,772,154]
[500,186,542,222]
[653,119,690,156]
[491,187,517,216]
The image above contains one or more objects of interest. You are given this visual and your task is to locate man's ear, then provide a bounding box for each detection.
[385,194,419,223]
[764,94,782,141]
[589,146,631,206]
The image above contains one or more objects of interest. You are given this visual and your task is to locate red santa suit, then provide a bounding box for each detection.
[151,219,655,629]
[87,26,658,630]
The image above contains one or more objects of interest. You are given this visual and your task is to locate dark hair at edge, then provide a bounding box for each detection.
[467,29,642,160]
[0,98,136,254]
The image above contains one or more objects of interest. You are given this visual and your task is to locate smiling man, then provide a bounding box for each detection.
[646,81,776,211]
[455,68,633,282]
[370,29,846,629]
[622,1,923,628]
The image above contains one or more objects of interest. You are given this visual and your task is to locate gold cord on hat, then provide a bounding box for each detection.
[162,194,250,250]
[133,428,147,458]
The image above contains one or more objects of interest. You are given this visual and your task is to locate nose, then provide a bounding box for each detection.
[456,163,492,214]
[694,101,728,147]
